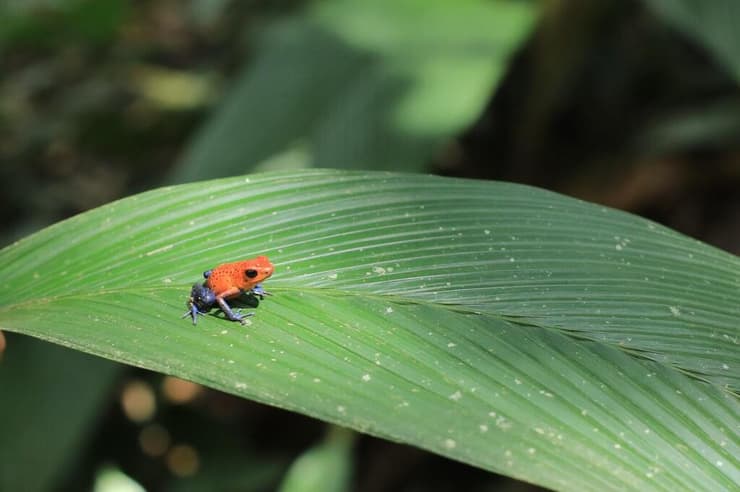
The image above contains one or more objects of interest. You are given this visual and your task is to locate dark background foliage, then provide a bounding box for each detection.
[1,1,738,491]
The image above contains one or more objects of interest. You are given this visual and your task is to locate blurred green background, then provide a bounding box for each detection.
[1,0,738,491]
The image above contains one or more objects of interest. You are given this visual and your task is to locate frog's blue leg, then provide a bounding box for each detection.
[250,284,271,299]
[216,297,255,324]
[182,304,208,325]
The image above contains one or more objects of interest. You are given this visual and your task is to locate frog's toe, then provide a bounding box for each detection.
[236,311,256,325]
[182,305,204,325]
[251,284,271,298]
[228,308,256,324]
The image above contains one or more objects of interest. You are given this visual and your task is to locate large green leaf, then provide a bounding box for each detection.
[0,170,737,491]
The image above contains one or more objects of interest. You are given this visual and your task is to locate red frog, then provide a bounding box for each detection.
[183,256,274,325]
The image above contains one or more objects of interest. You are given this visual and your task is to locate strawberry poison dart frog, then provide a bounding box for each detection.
[183,256,274,325]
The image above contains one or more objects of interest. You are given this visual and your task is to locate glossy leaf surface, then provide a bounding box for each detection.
[0,170,737,491]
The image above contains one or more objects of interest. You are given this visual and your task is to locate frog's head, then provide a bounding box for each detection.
[244,255,274,283]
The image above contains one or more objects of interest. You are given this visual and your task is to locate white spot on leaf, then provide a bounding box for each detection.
[145,244,174,256]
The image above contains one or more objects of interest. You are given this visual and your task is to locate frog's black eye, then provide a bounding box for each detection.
[245,269,258,278]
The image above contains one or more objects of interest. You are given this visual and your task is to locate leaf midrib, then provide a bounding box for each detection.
[0,284,481,314]
[3,282,735,398]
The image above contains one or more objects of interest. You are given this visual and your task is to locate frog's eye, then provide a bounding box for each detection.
[245,269,258,278]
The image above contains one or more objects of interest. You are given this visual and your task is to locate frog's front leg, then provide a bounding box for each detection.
[215,287,254,324]
[249,283,271,299]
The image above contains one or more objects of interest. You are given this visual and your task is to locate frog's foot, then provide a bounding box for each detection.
[250,284,272,299]
[230,309,256,325]
[217,297,256,324]
[182,303,208,325]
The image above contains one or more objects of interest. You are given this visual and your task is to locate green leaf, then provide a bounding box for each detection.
[0,336,121,491]
[0,170,737,491]
[644,0,740,81]
[173,0,535,181]
[278,426,355,492]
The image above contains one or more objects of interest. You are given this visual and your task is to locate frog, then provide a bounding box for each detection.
[183,255,274,325]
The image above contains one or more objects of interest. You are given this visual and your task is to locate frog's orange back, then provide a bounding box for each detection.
[205,255,274,297]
